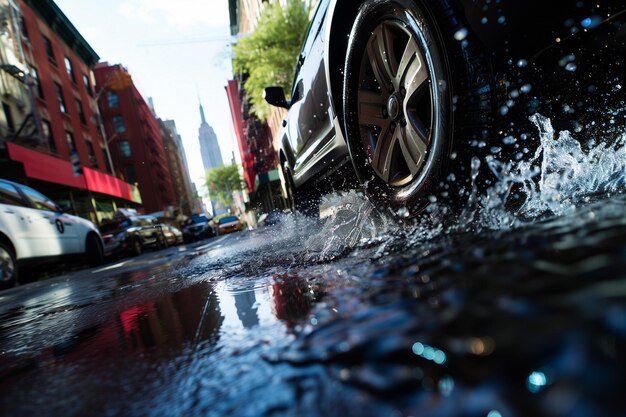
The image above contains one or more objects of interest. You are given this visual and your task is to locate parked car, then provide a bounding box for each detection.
[162,224,183,246]
[182,214,214,242]
[264,0,626,218]
[100,214,167,258]
[217,215,244,236]
[0,179,104,289]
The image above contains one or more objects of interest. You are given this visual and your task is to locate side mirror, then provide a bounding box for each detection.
[264,86,289,109]
[56,201,71,213]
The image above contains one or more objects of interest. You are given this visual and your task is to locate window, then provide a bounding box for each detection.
[0,181,25,206]
[54,82,66,113]
[124,165,136,183]
[19,17,29,40]
[2,103,15,134]
[102,148,113,173]
[41,120,56,153]
[107,91,119,108]
[42,35,55,64]
[86,141,97,167]
[66,131,77,152]
[82,73,93,96]
[64,56,75,82]
[76,99,86,124]
[29,66,44,99]
[112,115,125,133]
[20,186,58,212]
[118,139,132,158]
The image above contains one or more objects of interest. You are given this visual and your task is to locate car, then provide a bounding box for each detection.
[264,0,626,218]
[162,224,183,246]
[0,179,104,289]
[100,213,167,258]
[217,215,244,235]
[182,214,214,242]
[257,209,286,227]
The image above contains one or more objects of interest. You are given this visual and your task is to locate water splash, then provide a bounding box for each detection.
[477,113,626,228]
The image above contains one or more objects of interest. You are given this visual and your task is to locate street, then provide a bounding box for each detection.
[1,193,625,416]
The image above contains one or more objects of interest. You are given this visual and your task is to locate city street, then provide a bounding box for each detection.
[1,194,625,416]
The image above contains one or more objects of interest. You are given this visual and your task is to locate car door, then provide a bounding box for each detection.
[286,0,333,171]
[0,181,35,259]
[18,185,80,255]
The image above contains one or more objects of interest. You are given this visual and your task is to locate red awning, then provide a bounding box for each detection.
[7,142,138,203]
[7,142,86,189]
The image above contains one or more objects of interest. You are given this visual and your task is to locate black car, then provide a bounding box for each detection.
[182,214,214,242]
[265,0,626,217]
[100,214,167,257]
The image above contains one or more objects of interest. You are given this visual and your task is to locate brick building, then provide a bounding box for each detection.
[159,119,194,217]
[94,63,176,215]
[0,0,140,224]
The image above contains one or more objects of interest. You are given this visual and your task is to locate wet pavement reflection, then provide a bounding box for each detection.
[0,195,625,416]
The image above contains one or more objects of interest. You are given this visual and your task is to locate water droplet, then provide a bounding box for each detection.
[520,84,532,93]
[517,59,528,67]
[499,105,509,116]
[396,207,409,218]
[481,17,488,24]
[454,28,468,41]
[565,63,577,72]
[497,16,506,24]
[527,371,549,393]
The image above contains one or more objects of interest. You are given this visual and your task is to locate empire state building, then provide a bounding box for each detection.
[198,101,223,171]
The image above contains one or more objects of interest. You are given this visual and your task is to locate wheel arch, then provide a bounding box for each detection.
[0,232,16,258]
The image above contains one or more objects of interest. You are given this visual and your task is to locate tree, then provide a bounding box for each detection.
[232,0,310,121]
[205,164,245,208]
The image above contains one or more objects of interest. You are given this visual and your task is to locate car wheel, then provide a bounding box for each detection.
[158,233,168,250]
[131,237,143,257]
[85,233,104,267]
[0,242,17,290]
[343,0,491,218]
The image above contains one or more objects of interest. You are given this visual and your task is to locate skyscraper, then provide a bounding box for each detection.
[198,100,223,171]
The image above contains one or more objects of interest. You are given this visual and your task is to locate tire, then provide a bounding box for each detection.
[85,233,104,267]
[0,241,17,290]
[343,0,492,218]
[157,233,168,250]
[281,160,320,217]
[131,237,143,257]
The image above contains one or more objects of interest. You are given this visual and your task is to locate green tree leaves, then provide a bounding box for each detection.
[205,164,245,208]
[233,0,310,121]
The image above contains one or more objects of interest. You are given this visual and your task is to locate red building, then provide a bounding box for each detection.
[94,63,175,215]
[225,77,284,213]
[159,119,194,217]
[1,0,140,224]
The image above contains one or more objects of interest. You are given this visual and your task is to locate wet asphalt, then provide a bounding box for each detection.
[0,196,625,417]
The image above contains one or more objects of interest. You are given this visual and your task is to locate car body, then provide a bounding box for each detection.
[217,215,244,235]
[265,0,626,217]
[0,179,104,289]
[100,214,167,258]
[162,224,183,246]
[182,214,214,242]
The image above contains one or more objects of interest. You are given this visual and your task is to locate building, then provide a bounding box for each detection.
[94,62,175,215]
[226,0,287,214]
[162,119,195,216]
[159,119,194,217]
[198,100,223,171]
[1,0,140,224]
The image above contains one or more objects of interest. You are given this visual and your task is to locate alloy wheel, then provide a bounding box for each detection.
[356,19,435,187]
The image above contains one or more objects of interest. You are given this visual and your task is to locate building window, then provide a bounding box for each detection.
[2,103,15,134]
[112,115,125,133]
[86,141,98,167]
[42,35,55,64]
[54,82,66,113]
[66,131,77,153]
[118,139,131,158]
[124,165,136,183]
[107,91,119,108]
[64,56,75,82]
[41,120,56,153]
[19,17,29,40]
[29,66,44,99]
[102,147,113,173]
[76,99,86,124]
[83,73,93,96]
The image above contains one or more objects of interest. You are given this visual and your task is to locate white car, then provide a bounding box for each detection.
[0,179,104,289]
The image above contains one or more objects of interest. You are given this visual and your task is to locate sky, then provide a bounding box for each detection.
[53,0,237,197]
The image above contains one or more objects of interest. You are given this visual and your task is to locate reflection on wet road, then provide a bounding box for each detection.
[1,195,626,416]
